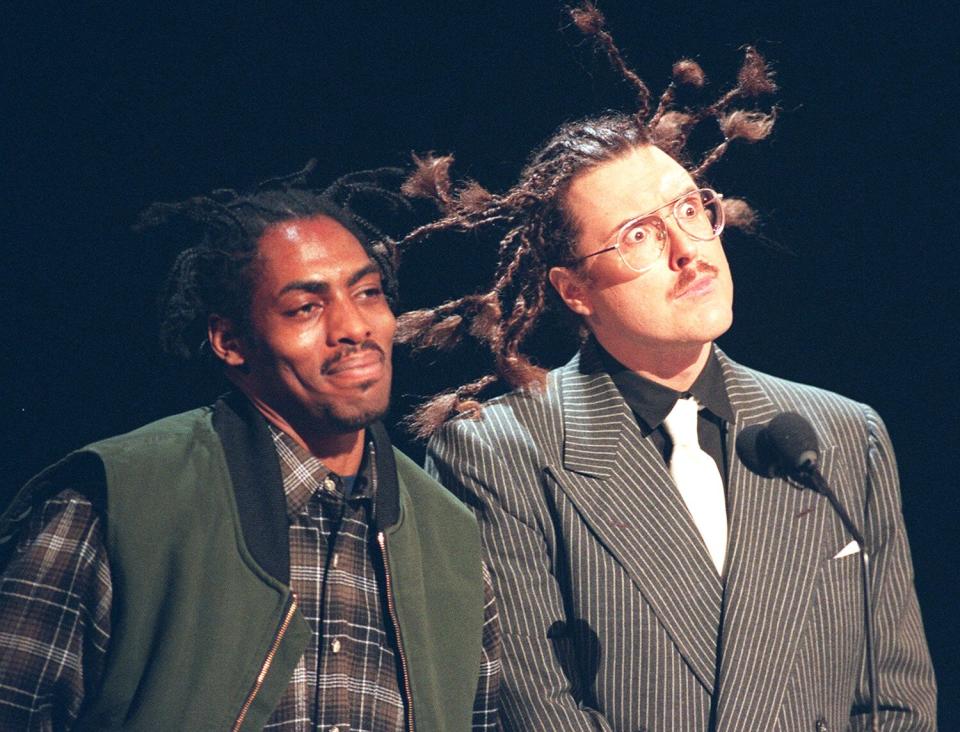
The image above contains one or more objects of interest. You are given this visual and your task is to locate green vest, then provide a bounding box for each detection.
[2,396,485,731]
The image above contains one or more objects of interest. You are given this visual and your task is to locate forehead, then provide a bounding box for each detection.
[255,215,375,283]
[565,145,695,230]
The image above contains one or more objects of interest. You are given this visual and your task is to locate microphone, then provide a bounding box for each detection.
[736,412,819,477]
[736,413,864,546]
[736,412,879,730]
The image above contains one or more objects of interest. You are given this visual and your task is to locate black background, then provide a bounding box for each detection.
[3,1,957,723]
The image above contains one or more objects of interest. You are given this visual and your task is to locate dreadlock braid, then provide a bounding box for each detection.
[571,3,777,173]
[570,1,652,121]
[491,229,551,387]
[692,108,779,177]
[398,113,649,436]
[139,163,411,365]
[396,6,780,439]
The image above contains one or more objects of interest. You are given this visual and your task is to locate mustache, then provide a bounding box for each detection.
[321,340,386,374]
[673,260,719,297]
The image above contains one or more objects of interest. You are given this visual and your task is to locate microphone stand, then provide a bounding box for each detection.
[798,466,880,732]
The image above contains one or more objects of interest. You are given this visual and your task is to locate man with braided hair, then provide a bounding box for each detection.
[0,165,500,730]
[399,5,935,730]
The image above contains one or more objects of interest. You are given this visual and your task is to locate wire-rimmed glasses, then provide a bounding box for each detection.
[576,188,724,273]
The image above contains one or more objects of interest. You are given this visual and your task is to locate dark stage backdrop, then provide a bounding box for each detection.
[3,1,957,722]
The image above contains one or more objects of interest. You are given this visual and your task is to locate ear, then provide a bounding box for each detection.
[207,314,248,368]
[548,266,593,317]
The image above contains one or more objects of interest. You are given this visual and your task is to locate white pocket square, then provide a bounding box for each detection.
[832,540,860,559]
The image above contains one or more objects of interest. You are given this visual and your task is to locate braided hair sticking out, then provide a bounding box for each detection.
[396,1,777,438]
[137,161,411,366]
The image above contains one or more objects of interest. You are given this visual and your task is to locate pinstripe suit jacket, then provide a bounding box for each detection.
[426,344,936,731]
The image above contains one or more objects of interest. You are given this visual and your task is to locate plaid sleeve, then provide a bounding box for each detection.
[0,489,112,730]
[471,561,502,730]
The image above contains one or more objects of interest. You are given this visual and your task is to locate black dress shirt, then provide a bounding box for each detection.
[600,346,734,486]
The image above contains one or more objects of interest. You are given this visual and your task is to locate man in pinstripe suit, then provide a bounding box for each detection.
[406,109,937,729]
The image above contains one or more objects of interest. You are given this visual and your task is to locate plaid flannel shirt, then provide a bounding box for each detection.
[0,430,500,731]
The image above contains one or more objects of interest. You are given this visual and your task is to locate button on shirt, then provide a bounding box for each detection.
[264,426,406,731]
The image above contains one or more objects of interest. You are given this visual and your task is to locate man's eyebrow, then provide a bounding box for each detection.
[603,186,699,241]
[277,263,382,297]
[347,263,382,287]
[278,280,329,297]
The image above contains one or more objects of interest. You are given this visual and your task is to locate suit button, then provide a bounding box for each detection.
[815,718,828,732]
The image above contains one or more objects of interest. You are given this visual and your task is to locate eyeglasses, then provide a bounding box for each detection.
[576,188,724,273]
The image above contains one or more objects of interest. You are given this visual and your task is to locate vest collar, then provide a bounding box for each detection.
[211,393,402,583]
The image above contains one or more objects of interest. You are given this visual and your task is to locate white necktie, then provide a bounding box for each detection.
[662,397,727,575]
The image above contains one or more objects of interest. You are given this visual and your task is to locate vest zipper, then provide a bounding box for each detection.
[378,531,415,732]
[231,593,299,732]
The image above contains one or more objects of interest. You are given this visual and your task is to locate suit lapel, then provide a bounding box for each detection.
[713,352,834,730]
[548,348,723,694]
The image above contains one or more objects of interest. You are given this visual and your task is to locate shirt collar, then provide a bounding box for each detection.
[600,343,734,434]
[268,425,374,519]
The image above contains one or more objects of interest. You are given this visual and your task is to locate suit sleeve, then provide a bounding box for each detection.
[427,420,614,732]
[852,407,937,730]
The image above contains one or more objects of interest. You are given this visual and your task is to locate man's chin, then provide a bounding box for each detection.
[321,400,391,434]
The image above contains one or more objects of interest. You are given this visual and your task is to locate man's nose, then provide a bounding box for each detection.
[327,298,371,345]
[665,218,699,270]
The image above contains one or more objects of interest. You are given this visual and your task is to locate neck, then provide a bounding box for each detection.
[602,340,712,392]
[288,424,366,477]
[236,387,367,476]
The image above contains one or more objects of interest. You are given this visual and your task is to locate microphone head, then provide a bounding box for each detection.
[766,412,819,472]
[735,424,778,477]
[735,412,820,478]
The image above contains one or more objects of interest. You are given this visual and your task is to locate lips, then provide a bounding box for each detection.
[674,274,716,299]
[324,350,386,382]
[673,260,720,299]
